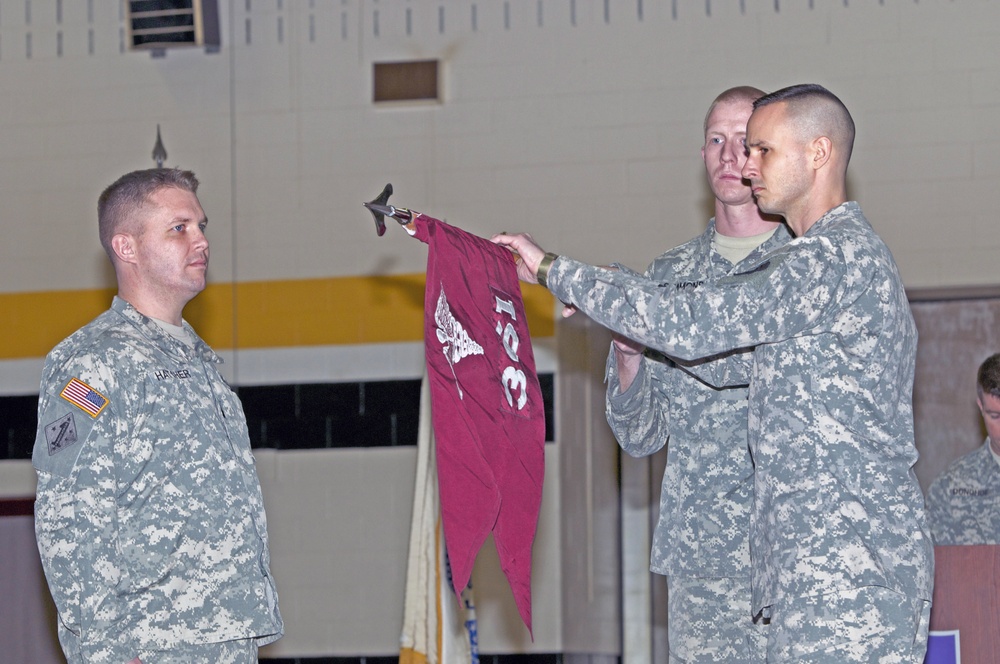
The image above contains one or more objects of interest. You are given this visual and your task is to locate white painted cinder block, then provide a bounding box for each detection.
[255,444,566,656]
[5,0,1000,658]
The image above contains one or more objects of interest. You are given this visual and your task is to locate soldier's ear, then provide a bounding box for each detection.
[111,234,137,265]
[810,136,833,171]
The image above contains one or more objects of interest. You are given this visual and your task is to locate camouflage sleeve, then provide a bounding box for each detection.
[605,346,671,457]
[602,261,753,388]
[924,476,950,545]
[602,261,674,456]
[33,355,139,663]
[545,244,840,362]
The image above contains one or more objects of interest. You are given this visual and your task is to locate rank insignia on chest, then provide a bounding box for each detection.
[59,377,109,418]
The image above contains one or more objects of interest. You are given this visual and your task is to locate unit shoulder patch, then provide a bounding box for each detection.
[43,412,79,456]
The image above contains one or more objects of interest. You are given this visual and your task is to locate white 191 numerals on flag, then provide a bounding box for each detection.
[494,295,528,411]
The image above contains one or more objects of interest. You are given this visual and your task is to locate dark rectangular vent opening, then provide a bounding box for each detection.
[373,60,440,103]
[127,0,220,51]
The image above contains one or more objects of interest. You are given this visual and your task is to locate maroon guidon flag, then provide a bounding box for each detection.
[410,213,545,635]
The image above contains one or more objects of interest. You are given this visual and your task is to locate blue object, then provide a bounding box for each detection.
[925,630,960,664]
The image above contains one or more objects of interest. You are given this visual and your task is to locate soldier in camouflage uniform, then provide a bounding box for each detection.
[606,86,789,663]
[33,169,282,664]
[926,353,1000,545]
[495,84,933,662]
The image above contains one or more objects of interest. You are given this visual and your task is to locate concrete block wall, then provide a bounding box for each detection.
[2,0,999,658]
[4,0,999,296]
[253,445,570,656]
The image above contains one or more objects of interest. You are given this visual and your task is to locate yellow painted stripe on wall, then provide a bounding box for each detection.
[2,275,555,360]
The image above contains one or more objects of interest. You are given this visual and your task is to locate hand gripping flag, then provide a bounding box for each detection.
[411,214,545,635]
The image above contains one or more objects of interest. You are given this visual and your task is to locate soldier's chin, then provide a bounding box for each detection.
[711,180,750,202]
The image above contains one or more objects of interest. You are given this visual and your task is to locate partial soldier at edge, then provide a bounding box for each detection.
[926,352,1000,546]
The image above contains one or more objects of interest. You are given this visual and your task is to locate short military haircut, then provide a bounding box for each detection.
[753,83,856,165]
[704,85,766,137]
[98,168,200,261]
[977,353,1000,399]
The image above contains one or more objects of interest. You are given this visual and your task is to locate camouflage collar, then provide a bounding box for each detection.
[111,296,220,364]
[804,201,862,236]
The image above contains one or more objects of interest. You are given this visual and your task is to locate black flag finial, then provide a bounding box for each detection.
[152,125,168,168]
[363,183,416,236]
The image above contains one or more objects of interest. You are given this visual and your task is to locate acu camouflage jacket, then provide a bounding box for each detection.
[926,440,1000,546]
[606,221,791,579]
[33,297,282,663]
[550,202,933,612]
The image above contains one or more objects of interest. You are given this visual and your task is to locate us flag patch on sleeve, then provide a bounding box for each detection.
[59,378,109,418]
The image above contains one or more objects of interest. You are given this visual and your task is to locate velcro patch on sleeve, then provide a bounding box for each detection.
[59,378,109,418]
[43,412,79,456]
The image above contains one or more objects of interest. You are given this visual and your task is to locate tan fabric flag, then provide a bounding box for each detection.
[400,377,478,664]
